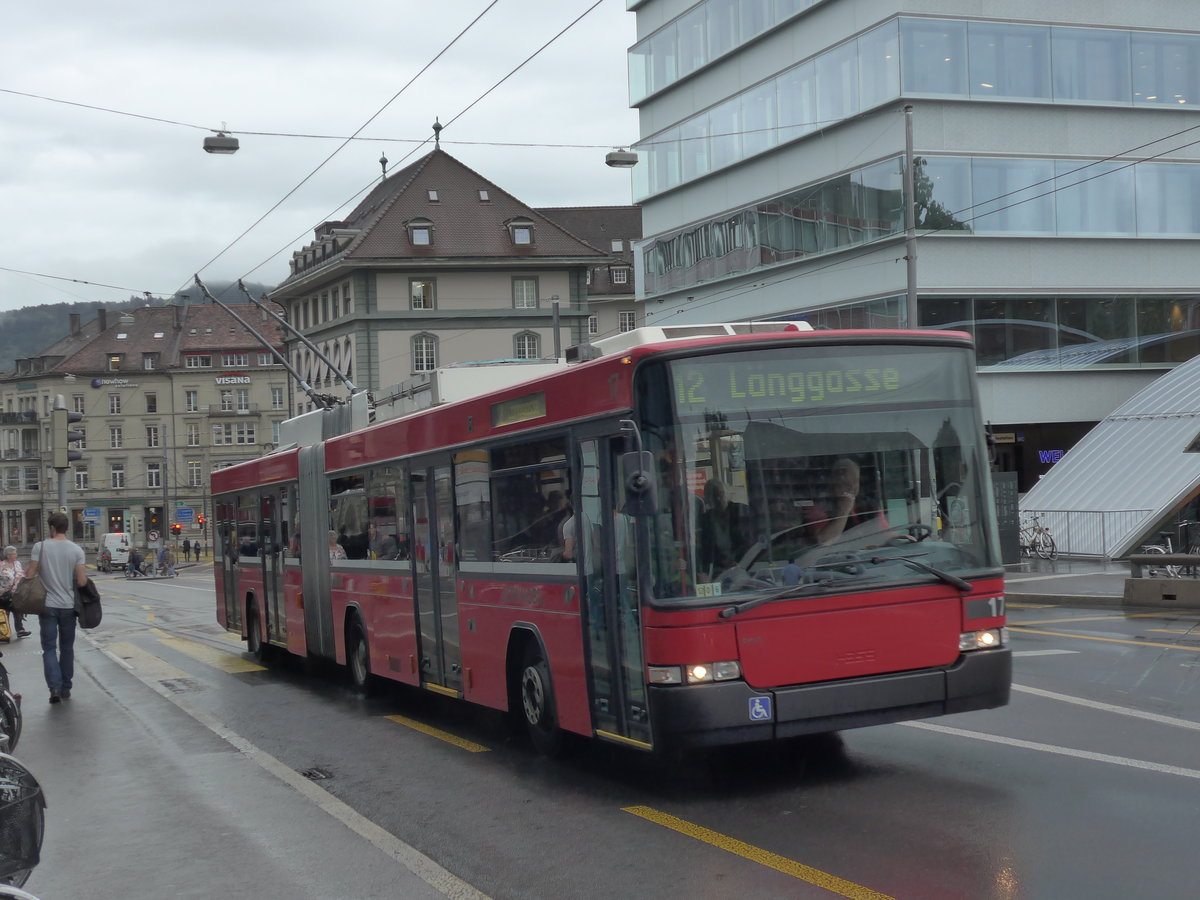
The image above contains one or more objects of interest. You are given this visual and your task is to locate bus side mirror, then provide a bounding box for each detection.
[622,451,658,516]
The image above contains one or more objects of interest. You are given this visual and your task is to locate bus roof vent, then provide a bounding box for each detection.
[582,321,813,359]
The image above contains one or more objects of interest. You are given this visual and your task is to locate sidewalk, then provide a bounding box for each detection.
[1,629,460,899]
[1004,556,1200,608]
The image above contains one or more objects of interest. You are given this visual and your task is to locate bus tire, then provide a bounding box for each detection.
[347,617,373,695]
[246,602,270,663]
[519,641,564,757]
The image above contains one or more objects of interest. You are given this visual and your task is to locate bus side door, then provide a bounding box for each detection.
[410,459,462,693]
[579,437,651,748]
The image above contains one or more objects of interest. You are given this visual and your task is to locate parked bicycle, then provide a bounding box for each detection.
[1139,520,1200,577]
[1019,513,1058,560]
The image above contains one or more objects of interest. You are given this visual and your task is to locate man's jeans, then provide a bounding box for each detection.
[39,606,76,693]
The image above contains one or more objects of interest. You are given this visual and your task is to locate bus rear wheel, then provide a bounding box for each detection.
[347,619,373,694]
[520,643,564,757]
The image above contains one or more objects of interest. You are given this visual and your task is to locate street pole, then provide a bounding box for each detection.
[903,104,918,329]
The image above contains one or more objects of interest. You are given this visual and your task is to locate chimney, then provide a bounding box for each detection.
[69,313,81,336]
[96,308,107,333]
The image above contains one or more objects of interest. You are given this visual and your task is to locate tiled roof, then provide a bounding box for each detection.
[340,149,610,262]
[41,304,284,375]
[536,205,642,259]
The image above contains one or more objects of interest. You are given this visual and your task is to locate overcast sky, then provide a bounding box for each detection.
[0,0,639,313]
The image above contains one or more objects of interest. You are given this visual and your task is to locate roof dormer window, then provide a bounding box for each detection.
[479,190,490,201]
[406,217,434,246]
[506,217,534,246]
[427,190,439,202]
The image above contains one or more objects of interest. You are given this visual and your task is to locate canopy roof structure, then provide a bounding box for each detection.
[1020,355,1200,558]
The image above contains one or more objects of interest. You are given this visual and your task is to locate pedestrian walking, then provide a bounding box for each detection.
[194,543,201,562]
[26,512,87,703]
[182,538,191,562]
[0,545,29,638]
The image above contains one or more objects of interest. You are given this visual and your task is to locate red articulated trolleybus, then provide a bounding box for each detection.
[212,322,1010,754]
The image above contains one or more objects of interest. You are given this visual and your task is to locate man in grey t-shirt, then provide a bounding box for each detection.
[26,512,87,703]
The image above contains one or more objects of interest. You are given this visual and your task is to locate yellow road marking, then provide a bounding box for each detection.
[108,642,192,682]
[1011,627,1200,653]
[384,714,489,753]
[158,636,266,673]
[1013,612,1196,626]
[622,806,895,900]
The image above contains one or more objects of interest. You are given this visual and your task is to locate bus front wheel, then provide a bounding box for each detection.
[520,642,564,757]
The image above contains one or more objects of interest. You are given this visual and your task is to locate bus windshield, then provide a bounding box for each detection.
[635,342,999,602]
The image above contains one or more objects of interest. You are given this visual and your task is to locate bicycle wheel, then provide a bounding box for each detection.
[1142,545,1171,577]
[1034,530,1057,560]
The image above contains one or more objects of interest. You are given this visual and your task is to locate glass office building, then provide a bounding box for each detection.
[626,0,1200,490]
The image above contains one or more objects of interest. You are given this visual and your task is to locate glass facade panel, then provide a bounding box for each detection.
[1054,160,1135,235]
[1052,27,1131,103]
[777,60,818,144]
[740,79,779,158]
[1136,163,1200,235]
[900,19,968,95]
[708,96,742,171]
[968,22,1051,101]
[676,6,707,80]
[1137,298,1200,363]
[1133,32,1200,106]
[816,40,859,124]
[970,158,1055,234]
[973,298,1057,367]
[915,156,972,231]
[859,21,900,111]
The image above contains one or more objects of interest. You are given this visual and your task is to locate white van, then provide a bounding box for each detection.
[98,532,131,569]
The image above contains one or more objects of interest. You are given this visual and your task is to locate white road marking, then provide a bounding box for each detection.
[905,720,1200,780]
[1012,649,1079,657]
[1012,683,1200,732]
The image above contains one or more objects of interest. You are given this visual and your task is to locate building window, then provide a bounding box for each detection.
[512,277,538,309]
[186,355,212,368]
[412,334,437,372]
[612,267,630,285]
[143,353,159,370]
[213,423,256,445]
[111,463,125,489]
[187,423,201,447]
[74,466,88,491]
[146,426,159,448]
[407,218,434,246]
[109,394,121,415]
[222,353,248,367]
[73,428,87,451]
[619,311,637,333]
[514,332,540,360]
[411,279,436,310]
[611,239,623,251]
[271,387,284,410]
[427,189,439,202]
[343,281,352,315]
[109,426,123,449]
[145,392,157,413]
[507,219,535,245]
[108,354,124,371]
[588,315,599,335]
[185,390,198,412]
[3,470,16,491]
[72,395,84,413]
[22,467,38,491]
[259,352,274,366]
[188,461,203,487]
[147,462,161,489]
[479,190,490,201]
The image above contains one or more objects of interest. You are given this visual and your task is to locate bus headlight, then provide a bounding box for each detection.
[648,661,742,685]
[960,628,1005,651]
[687,661,741,684]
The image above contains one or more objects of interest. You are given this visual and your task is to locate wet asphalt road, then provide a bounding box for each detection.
[9,563,1200,900]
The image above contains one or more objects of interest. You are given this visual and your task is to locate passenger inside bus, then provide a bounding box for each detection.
[804,458,890,546]
[698,479,753,579]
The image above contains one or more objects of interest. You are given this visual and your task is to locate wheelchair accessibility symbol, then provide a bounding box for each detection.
[748,696,772,721]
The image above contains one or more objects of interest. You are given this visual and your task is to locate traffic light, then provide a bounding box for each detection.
[171,523,182,537]
[51,395,85,469]
[197,514,206,529]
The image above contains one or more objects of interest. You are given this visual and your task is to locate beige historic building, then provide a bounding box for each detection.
[269,147,639,409]
[0,303,285,549]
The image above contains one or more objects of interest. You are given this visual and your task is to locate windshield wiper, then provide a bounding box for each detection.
[719,580,836,618]
[869,554,971,591]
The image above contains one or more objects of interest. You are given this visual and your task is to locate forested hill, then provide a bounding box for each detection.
[0,281,273,374]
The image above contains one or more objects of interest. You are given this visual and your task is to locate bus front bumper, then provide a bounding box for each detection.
[647,648,1011,750]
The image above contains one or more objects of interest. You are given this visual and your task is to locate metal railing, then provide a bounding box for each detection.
[1019,508,1153,559]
